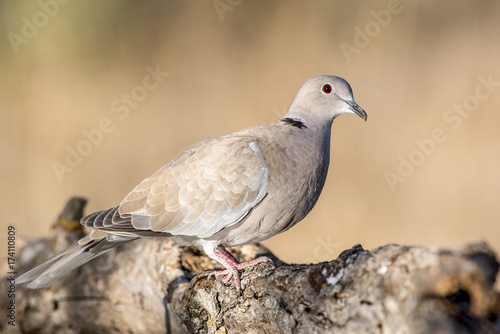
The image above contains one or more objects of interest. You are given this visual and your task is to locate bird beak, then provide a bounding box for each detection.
[346,100,367,121]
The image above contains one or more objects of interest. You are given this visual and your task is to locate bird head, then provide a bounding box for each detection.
[287,75,367,124]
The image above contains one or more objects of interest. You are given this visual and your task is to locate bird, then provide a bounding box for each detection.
[17,75,367,292]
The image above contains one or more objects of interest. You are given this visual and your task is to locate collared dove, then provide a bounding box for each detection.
[18,75,367,292]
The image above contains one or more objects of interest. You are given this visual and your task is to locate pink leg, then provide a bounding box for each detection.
[206,246,270,293]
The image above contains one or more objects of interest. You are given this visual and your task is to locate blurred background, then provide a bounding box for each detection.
[1,0,499,264]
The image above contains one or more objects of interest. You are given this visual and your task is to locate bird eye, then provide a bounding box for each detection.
[322,84,332,94]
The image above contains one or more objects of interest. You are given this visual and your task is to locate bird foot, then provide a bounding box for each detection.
[215,256,271,283]
[208,246,271,293]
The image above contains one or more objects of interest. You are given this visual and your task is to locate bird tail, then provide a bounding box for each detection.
[17,233,137,289]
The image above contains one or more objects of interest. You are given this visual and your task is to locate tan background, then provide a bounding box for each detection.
[1,1,499,264]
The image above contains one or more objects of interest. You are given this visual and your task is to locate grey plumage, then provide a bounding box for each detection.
[18,75,367,290]
[17,236,135,288]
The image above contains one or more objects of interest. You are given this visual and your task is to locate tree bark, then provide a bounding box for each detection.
[1,198,500,334]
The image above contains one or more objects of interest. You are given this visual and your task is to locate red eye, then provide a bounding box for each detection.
[322,84,332,94]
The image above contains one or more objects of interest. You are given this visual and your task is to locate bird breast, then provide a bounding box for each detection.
[208,122,332,246]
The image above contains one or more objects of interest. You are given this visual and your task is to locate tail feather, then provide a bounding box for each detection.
[17,235,136,289]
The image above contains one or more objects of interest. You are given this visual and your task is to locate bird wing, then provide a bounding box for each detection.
[84,135,269,239]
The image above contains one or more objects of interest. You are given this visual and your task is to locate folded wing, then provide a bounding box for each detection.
[84,135,269,239]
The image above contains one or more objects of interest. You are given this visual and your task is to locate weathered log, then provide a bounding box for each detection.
[1,198,499,334]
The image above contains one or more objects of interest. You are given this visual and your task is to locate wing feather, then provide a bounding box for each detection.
[116,135,269,238]
[83,136,268,240]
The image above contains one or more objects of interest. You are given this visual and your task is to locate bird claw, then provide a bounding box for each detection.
[212,269,233,282]
[210,256,271,293]
[222,272,233,283]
